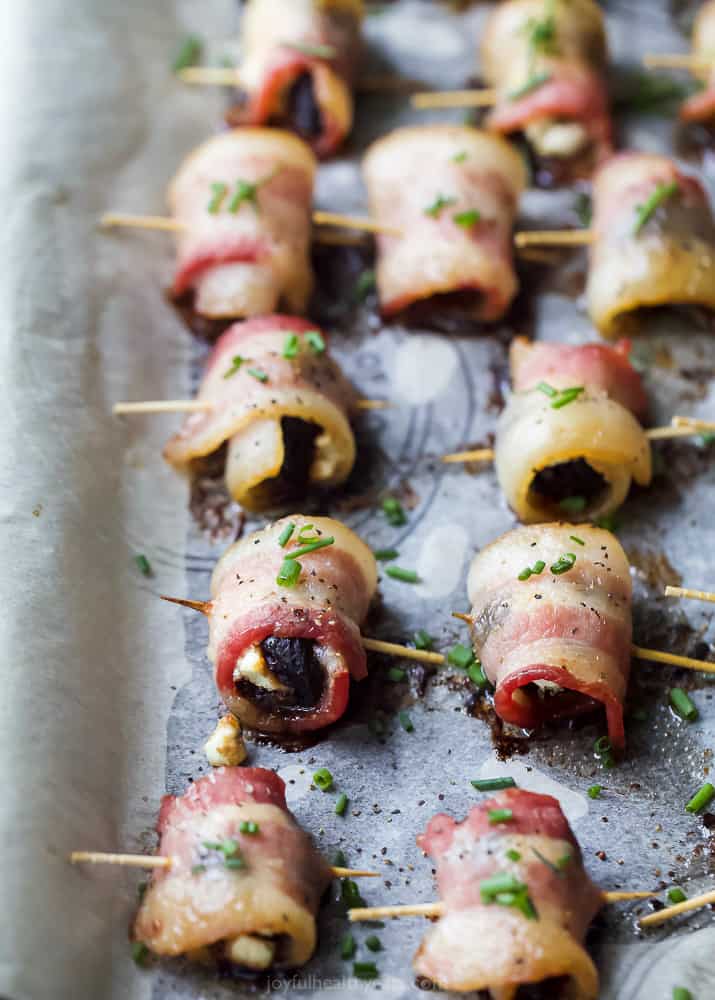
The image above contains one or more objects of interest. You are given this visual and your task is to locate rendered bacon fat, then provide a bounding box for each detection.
[133,767,331,967]
[163,316,356,511]
[228,0,363,157]
[415,789,603,998]
[496,336,651,524]
[169,129,316,320]
[587,152,715,338]
[681,1,715,123]
[362,126,527,322]
[482,0,612,178]
[207,515,377,734]
[467,523,632,749]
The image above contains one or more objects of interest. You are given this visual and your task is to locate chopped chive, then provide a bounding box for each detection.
[471,777,517,792]
[282,333,300,359]
[385,566,420,583]
[313,768,334,792]
[569,535,585,546]
[532,847,567,877]
[480,873,536,918]
[137,881,148,901]
[518,559,545,581]
[224,856,246,870]
[354,268,376,301]
[340,932,356,959]
[667,886,687,904]
[172,34,202,73]
[207,181,228,213]
[239,820,259,835]
[488,808,514,824]
[595,513,620,533]
[414,630,434,650]
[633,180,680,235]
[452,150,468,163]
[334,849,346,867]
[424,194,457,218]
[699,431,715,446]
[278,522,295,547]
[381,496,407,526]
[453,209,481,228]
[246,367,268,382]
[219,839,239,857]
[673,989,693,1000]
[447,644,474,669]
[556,852,572,871]
[669,687,698,722]
[387,666,406,682]
[284,40,337,59]
[228,178,259,213]
[594,735,615,769]
[335,793,349,816]
[509,71,551,100]
[134,554,152,577]
[560,496,587,514]
[305,329,326,354]
[191,864,206,875]
[353,961,379,980]
[285,536,335,560]
[551,386,585,409]
[574,192,592,227]
[468,660,488,688]
[587,784,602,799]
[398,710,414,733]
[296,523,320,542]
[550,552,576,575]
[537,381,557,398]
[132,941,149,965]
[365,935,382,952]
[374,547,399,562]
[506,849,521,862]
[276,557,301,587]
[341,878,366,909]
[518,567,532,581]
[223,354,245,379]
[685,782,715,814]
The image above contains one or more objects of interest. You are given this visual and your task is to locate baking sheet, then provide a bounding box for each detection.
[1,1,715,999]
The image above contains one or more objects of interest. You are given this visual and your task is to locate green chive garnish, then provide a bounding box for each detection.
[223,354,245,379]
[595,513,620,532]
[685,782,715,813]
[594,735,615,769]
[387,666,406,682]
[334,849,346,867]
[667,887,687,904]
[559,496,587,514]
[633,181,680,235]
[386,566,420,583]
[228,178,258,213]
[471,777,516,792]
[518,559,546,581]
[340,932,356,959]
[207,181,228,214]
[278,522,295,547]
[447,644,474,669]
[284,536,335,559]
[453,209,481,228]
[172,34,202,73]
[239,820,259,834]
[669,687,698,722]
[506,849,521,862]
[354,269,376,301]
[305,330,326,354]
[414,630,434,650]
[374,547,399,562]
[353,961,379,980]
[132,941,149,965]
[673,989,693,1000]
[247,367,268,382]
[135,554,152,577]
[587,784,602,799]
[510,71,551,100]
[452,150,468,163]
[282,333,300,359]
[277,558,301,587]
[191,864,206,875]
[313,767,334,792]
[335,793,349,816]
[480,873,537,919]
[488,808,514,824]
[569,535,586,546]
[425,194,456,218]
[224,857,245,869]
[381,497,406,526]
[468,660,488,688]
[551,553,576,575]
[341,878,365,909]
[574,192,592,227]
[551,386,585,409]
[537,381,557,398]
[365,935,382,952]
[398,710,414,733]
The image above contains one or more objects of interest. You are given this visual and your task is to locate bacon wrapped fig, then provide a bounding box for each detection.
[169,130,316,321]
[482,0,612,181]
[415,789,603,998]
[229,0,364,157]
[466,522,632,748]
[362,126,527,322]
[134,767,332,969]
[681,1,715,123]
[206,515,377,735]
[586,152,715,338]
[496,336,651,523]
[164,316,356,511]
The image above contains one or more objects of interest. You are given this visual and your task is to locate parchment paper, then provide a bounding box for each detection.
[1,2,714,999]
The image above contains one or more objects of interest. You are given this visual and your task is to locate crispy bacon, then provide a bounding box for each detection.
[466,523,633,748]
[414,789,603,997]
[208,516,377,734]
[681,1,715,123]
[168,130,316,320]
[134,767,332,965]
[229,0,363,157]
[362,126,526,322]
[586,152,715,337]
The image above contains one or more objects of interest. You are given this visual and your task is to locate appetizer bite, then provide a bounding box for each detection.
[133,767,332,971]
[169,129,316,324]
[414,789,603,998]
[680,0,715,124]
[587,152,715,337]
[362,125,527,324]
[482,0,612,183]
[496,337,650,523]
[227,0,364,156]
[164,316,356,511]
[207,515,377,735]
[466,522,632,749]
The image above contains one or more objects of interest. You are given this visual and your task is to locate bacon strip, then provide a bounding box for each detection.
[466,523,632,748]
[587,152,715,338]
[208,515,377,734]
[362,126,526,321]
[229,0,363,157]
[134,767,331,964]
[482,0,612,172]
[164,316,356,511]
[168,130,316,320]
[681,1,715,123]
[414,789,603,997]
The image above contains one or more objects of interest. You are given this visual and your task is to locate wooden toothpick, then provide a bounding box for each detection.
[114,399,387,416]
[514,229,595,249]
[665,585,715,605]
[643,53,715,71]
[361,637,445,666]
[100,210,401,239]
[639,887,715,928]
[70,851,377,878]
[411,88,497,109]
